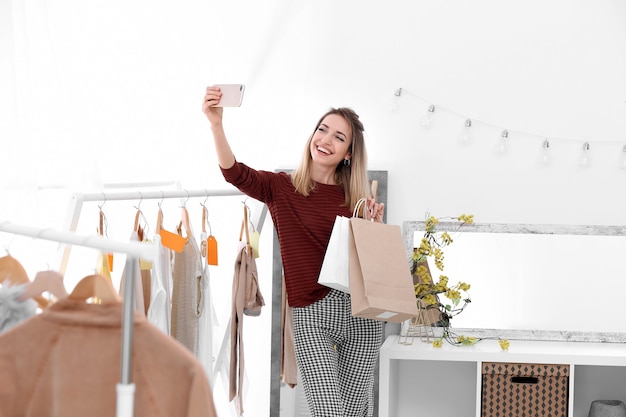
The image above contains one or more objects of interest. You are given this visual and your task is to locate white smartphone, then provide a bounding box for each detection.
[214,84,245,107]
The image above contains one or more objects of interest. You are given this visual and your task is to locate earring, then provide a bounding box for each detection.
[343,159,351,167]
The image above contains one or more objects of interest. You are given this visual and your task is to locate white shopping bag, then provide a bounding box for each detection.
[318,215,351,293]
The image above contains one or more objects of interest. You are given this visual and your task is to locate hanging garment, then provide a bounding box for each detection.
[0,298,217,417]
[280,275,297,388]
[171,236,204,355]
[229,238,264,415]
[197,230,217,385]
[95,252,114,282]
[0,283,37,333]
[118,231,146,315]
[146,234,170,335]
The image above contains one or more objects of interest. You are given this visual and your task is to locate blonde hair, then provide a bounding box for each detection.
[291,107,370,211]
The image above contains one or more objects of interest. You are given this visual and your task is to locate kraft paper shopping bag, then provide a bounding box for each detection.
[348,218,418,323]
[318,215,351,293]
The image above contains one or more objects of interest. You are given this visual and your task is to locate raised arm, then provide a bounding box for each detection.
[202,86,236,169]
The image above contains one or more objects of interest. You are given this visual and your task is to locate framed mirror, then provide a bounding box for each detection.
[402,222,626,343]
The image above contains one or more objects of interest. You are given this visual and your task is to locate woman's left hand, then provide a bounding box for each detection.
[365,197,384,223]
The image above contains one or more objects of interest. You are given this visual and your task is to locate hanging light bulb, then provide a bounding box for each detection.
[391,88,402,112]
[578,142,591,167]
[539,139,551,166]
[496,129,509,154]
[620,145,626,170]
[420,105,435,129]
[457,119,472,145]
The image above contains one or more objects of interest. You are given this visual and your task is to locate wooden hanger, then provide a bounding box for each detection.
[17,270,68,302]
[68,274,120,303]
[156,207,164,234]
[0,255,49,308]
[239,204,251,255]
[0,254,30,285]
[180,206,192,238]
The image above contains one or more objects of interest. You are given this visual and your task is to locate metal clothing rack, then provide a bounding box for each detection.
[1,187,269,417]
[57,186,269,416]
[0,220,158,417]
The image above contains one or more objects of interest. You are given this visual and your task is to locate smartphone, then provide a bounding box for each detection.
[214,84,245,107]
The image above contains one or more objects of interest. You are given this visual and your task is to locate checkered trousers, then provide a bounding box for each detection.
[292,289,384,417]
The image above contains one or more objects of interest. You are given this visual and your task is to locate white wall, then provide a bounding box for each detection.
[2,1,626,416]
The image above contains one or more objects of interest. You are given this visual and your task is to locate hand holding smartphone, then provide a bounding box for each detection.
[213,84,245,107]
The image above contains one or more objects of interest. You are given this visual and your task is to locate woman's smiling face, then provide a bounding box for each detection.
[310,113,352,170]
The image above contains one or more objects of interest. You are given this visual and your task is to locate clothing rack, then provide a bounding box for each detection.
[0,220,159,417]
[1,187,269,416]
[59,186,268,416]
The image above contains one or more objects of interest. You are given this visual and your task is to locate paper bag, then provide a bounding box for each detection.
[318,215,351,293]
[349,218,418,322]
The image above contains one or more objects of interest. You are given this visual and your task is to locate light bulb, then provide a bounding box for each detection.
[578,142,591,168]
[539,139,551,166]
[620,145,626,170]
[391,88,402,112]
[457,119,472,145]
[420,105,435,129]
[496,129,509,154]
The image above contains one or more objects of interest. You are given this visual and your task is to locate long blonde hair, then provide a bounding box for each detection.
[291,107,370,211]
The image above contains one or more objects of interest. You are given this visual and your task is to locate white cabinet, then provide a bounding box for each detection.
[378,335,626,417]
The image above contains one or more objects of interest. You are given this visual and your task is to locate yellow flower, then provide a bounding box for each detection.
[498,339,510,351]
[416,265,432,284]
[425,215,439,231]
[440,231,453,245]
[446,289,461,302]
[422,294,438,306]
[432,338,443,348]
[458,214,474,224]
[458,282,471,291]
[456,335,477,345]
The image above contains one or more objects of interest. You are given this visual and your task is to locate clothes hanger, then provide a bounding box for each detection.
[157,194,186,252]
[239,200,259,258]
[238,203,252,255]
[178,190,193,238]
[156,193,164,234]
[97,197,114,273]
[68,274,120,303]
[200,197,218,265]
[133,193,149,242]
[0,253,30,286]
[0,250,50,309]
[17,270,68,302]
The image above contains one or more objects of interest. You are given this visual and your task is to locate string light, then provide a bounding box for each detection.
[457,119,472,145]
[420,105,435,129]
[394,88,625,170]
[539,139,551,166]
[578,142,591,168]
[496,130,509,154]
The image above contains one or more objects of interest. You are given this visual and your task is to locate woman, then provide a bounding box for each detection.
[202,86,385,417]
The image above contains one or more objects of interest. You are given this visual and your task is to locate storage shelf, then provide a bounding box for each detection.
[379,335,626,417]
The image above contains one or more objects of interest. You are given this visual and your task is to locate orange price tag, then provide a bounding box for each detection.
[207,235,218,265]
[159,228,187,253]
[107,253,114,272]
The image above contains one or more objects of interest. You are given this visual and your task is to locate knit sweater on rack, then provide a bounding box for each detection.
[221,161,351,307]
[0,298,217,417]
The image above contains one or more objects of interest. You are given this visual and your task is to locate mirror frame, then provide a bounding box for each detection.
[402,221,626,343]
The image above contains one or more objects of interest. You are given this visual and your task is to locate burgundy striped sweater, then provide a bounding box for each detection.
[221,162,351,307]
